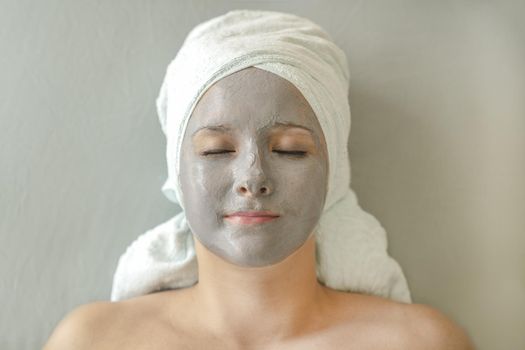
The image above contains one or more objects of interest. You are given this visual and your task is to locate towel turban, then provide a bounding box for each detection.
[111,9,411,303]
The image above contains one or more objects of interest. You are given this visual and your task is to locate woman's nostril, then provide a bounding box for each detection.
[238,185,270,195]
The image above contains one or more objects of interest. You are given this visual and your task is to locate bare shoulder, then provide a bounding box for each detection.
[43,292,192,349]
[325,290,475,349]
[43,301,120,350]
[399,302,475,349]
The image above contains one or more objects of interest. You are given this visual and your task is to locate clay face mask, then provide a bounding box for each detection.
[179,67,329,267]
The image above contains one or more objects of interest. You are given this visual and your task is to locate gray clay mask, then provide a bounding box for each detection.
[179,67,329,267]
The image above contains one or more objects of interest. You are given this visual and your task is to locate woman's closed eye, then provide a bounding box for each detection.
[200,149,235,156]
[273,149,307,157]
[199,149,307,157]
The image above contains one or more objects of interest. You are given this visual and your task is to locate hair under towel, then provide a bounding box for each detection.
[111,9,412,303]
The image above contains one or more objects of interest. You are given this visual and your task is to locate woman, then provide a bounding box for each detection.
[45,10,474,349]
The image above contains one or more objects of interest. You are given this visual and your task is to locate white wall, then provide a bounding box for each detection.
[1,1,523,349]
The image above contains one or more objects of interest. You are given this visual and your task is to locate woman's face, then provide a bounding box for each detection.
[180,67,328,267]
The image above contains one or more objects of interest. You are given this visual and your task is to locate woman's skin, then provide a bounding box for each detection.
[44,67,474,349]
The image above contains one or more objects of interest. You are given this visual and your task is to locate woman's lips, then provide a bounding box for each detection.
[224,211,280,225]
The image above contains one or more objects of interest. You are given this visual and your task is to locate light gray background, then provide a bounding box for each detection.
[1,1,524,349]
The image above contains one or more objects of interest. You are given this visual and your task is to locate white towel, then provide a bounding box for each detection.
[111,9,411,303]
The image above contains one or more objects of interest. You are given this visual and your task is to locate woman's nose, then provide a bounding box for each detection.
[235,152,273,197]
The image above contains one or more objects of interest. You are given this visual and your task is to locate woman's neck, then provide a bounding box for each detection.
[188,233,328,345]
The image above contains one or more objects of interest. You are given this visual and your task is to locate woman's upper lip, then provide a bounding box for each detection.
[225,210,280,217]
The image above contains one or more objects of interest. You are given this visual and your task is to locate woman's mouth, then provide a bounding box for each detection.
[223,211,280,225]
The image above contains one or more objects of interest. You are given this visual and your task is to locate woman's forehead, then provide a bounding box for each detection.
[186,67,324,137]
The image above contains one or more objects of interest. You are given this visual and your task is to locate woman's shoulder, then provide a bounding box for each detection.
[43,301,119,349]
[399,302,474,349]
[326,290,474,349]
[43,295,176,349]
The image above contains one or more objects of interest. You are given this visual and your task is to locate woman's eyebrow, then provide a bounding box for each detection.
[271,122,314,135]
[192,124,233,137]
[192,122,314,137]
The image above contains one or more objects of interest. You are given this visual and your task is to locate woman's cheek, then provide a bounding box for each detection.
[197,162,232,198]
[277,158,324,187]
